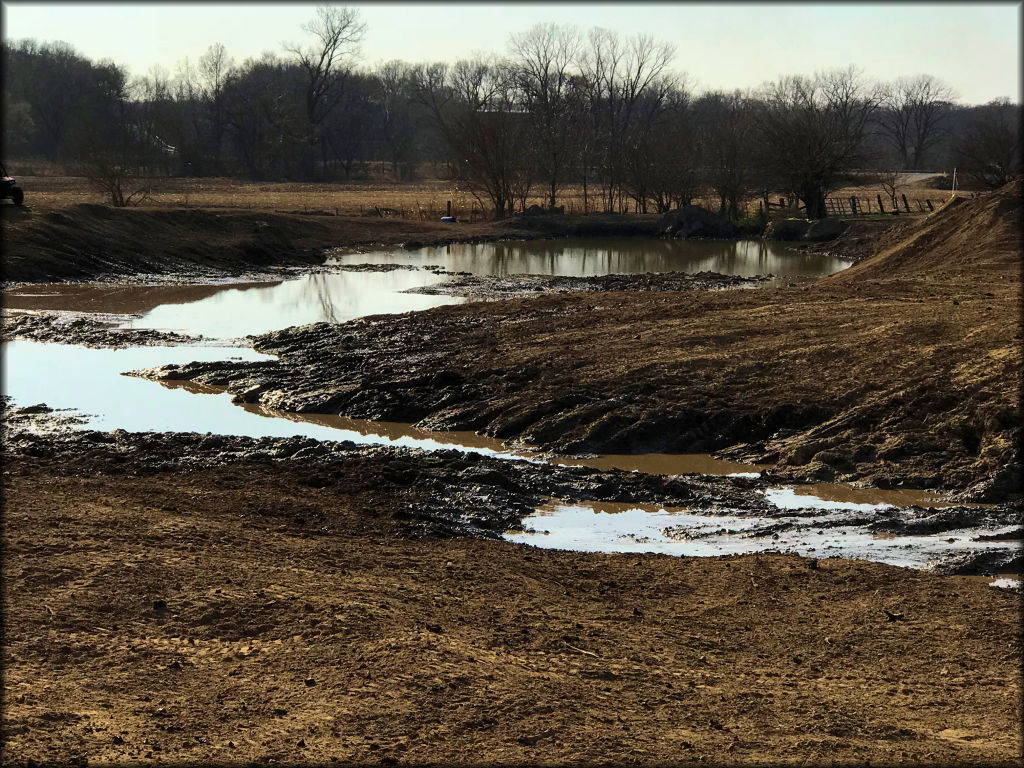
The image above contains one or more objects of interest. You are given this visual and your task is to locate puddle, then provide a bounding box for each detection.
[3,340,781,479]
[1,340,524,457]
[506,499,1018,570]
[4,238,846,340]
[329,238,847,283]
[553,452,768,477]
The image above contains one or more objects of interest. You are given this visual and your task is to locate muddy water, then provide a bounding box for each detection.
[4,238,846,339]
[5,271,465,339]
[330,238,846,282]
[7,240,1002,572]
[506,500,1018,571]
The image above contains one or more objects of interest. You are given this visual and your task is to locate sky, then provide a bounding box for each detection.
[2,2,1021,104]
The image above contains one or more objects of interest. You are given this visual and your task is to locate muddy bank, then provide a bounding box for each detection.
[4,403,1021,766]
[1,310,204,347]
[127,184,1020,501]
[407,270,769,298]
[791,218,901,264]
[134,278,1019,500]
[1,204,661,284]
[2,399,772,540]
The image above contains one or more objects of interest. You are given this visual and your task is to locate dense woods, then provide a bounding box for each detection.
[3,8,1020,217]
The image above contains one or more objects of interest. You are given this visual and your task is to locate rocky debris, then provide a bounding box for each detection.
[763,218,810,241]
[803,217,849,242]
[407,271,768,298]
[2,310,203,348]
[660,206,737,239]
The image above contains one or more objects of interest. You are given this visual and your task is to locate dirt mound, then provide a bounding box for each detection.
[830,179,1022,283]
[2,204,667,284]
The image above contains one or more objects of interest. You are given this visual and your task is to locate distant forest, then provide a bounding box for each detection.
[3,7,1020,217]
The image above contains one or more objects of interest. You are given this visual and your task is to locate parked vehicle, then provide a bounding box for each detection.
[2,163,25,205]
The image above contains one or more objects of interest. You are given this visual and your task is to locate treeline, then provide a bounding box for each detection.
[3,8,1020,217]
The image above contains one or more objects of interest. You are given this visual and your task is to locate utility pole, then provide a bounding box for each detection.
[951,167,957,199]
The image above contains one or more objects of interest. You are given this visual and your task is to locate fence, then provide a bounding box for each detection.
[761,194,947,219]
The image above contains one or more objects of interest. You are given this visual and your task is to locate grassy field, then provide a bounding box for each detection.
[5,168,968,220]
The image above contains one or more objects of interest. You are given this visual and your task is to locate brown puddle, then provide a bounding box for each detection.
[3,281,283,316]
[790,483,957,509]
[555,452,767,476]
[239,401,512,453]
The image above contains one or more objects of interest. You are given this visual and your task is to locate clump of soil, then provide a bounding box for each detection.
[1,310,202,347]
[408,270,769,298]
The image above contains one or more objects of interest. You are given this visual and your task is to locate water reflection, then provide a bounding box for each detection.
[333,238,845,281]
[5,238,847,340]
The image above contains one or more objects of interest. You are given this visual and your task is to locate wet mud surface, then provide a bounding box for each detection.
[3,400,1021,766]
[2,310,204,348]
[1,399,774,541]
[406,270,769,298]
[132,267,1020,501]
[4,400,1018,575]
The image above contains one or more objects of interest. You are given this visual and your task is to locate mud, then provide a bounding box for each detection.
[130,258,1020,500]
[1,399,774,541]
[3,184,1023,765]
[1,310,204,347]
[406,270,769,298]
[4,398,1022,766]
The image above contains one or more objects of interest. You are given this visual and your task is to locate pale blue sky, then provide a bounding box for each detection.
[2,2,1020,104]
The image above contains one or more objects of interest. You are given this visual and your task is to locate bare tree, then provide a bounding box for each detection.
[510,22,581,208]
[877,167,905,208]
[198,43,235,171]
[284,5,366,178]
[413,57,532,218]
[877,75,956,170]
[579,28,675,212]
[953,99,1021,189]
[756,67,881,219]
[698,90,756,220]
[373,60,419,181]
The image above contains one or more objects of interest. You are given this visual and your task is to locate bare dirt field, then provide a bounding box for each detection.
[3,422,1020,766]
[1,176,1021,765]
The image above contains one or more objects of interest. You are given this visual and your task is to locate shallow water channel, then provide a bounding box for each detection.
[4,238,1016,577]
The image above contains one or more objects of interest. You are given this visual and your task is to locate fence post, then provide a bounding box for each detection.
[877,194,885,213]
[926,199,934,211]
[849,196,857,215]
[901,194,911,213]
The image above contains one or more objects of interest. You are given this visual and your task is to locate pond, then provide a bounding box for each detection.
[10,236,1006,573]
[4,238,844,339]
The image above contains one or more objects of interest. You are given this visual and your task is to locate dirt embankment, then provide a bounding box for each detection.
[131,182,1022,500]
[3,404,1021,766]
[0,204,662,284]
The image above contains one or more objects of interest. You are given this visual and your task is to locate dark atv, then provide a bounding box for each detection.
[2,163,24,205]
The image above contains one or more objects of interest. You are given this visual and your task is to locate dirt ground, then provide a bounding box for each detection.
[1,177,1021,765]
[3,423,1021,766]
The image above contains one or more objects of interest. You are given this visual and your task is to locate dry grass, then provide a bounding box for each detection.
[7,171,968,220]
